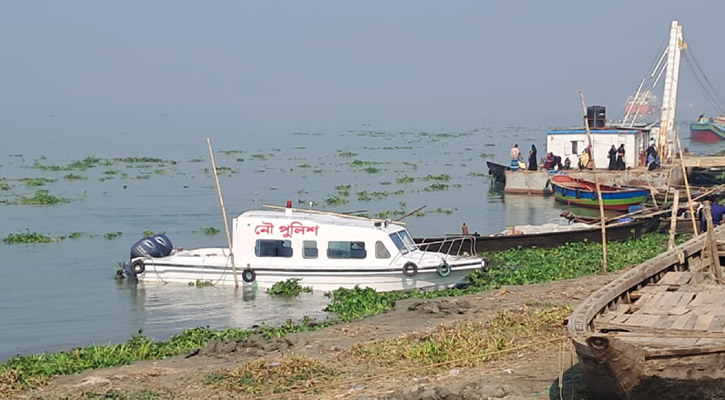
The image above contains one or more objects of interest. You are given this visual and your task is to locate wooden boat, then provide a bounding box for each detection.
[414,215,661,254]
[568,221,725,400]
[486,161,509,183]
[550,175,650,211]
[124,204,486,291]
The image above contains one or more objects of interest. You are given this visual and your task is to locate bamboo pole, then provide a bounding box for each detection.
[579,90,608,273]
[667,190,679,250]
[675,132,698,235]
[207,138,239,288]
[703,201,723,281]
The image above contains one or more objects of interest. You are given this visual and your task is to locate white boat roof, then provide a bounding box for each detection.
[237,209,407,233]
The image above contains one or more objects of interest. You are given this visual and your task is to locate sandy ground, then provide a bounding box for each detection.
[11,273,618,400]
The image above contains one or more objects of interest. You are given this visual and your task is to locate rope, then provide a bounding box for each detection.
[246,335,570,400]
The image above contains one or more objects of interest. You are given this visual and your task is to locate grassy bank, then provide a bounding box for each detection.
[0,232,679,396]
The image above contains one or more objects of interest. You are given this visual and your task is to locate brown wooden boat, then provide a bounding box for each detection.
[414,215,661,255]
[568,221,725,399]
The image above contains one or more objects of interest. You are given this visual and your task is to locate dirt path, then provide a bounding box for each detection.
[14,274,617,400]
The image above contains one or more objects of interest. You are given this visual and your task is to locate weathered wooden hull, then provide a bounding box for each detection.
[568,224,725,400]
[414,216,660,254]
[486,161,509,183]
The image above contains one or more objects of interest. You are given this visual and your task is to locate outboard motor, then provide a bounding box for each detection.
[130,234,174,260]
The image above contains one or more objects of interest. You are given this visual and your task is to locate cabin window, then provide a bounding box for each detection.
[571,141,578,155]
[303,240,318,259]
[327,241,367,259]
[389,233,408,254]
[255,240,293,258]
[375,241,391,258]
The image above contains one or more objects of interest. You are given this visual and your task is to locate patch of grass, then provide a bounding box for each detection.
[3,231,64,244]
[350,306,569,366]
[267,278,312,296]
[205,355,340,396]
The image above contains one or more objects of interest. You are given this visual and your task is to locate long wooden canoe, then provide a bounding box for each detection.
[568,224,725,399]
[414,215,661,255]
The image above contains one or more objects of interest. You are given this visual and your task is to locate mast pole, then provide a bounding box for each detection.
[207,138,239,288]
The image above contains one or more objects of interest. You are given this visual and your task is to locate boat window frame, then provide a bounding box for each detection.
[327,241,367,259]
[255,239,293,258]
[303,240,318,259]
[375,241,391,259]
[389,229,418,254]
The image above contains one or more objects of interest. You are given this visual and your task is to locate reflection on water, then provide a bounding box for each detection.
[115,281,331,342]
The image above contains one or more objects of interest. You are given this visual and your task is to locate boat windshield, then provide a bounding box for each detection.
[389,230,417,254]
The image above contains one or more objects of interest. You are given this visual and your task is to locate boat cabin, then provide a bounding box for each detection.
[232,210,417,266]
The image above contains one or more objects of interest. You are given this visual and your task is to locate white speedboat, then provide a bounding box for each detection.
[126,205,486,292]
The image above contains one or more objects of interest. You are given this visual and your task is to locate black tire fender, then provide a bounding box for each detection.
[131,259,145,275]
[242,268,256,283]
[437,262,451,277]
[403,262,418,277]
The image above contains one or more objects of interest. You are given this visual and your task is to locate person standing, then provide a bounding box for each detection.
[607,145,617,170]
[510,144,521,171]
[616,144,626,170]
[528,144,538,171]
[579,148,590,170]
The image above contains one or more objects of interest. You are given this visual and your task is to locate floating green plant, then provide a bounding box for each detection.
[63,173,87,181]
[252,154,267,160]
[422,174,450,181]
[142,230,155,237]
[188,157,205,163]
[19,190,69,205]
[68,232,84,239]
[0,179,10,191]
[18,178,56,187]
[202,227,220,236]
[104,231,123,240]
[348,160,372,168]
[190,280,214,287]
[267,278,313,296]
[324,195,348,206]
[3,230,63,244]
[423,183,449,191]
[363,166,380,173]
[337,151,357,157]
[298,163,312,168]
[396,175,414,184]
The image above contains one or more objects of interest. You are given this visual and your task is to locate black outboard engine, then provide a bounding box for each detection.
[130,234,174,260]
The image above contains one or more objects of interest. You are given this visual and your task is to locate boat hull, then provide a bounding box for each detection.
[133,249,484,292]
[690,120,725,143]
[503,168,681,196]
[568,224,725,400]
[414,216,660,254]
[550,175,650,211]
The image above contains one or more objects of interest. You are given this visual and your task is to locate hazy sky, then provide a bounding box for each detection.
[2,0,724,150]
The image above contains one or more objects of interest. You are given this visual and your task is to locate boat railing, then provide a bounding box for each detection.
[415,235,478,258]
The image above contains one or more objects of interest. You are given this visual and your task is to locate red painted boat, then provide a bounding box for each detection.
[690,116,725,143]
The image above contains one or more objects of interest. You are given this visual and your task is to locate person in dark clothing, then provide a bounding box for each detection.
[616,144,626,170]
[607,145,617,170]
[528,144,538,171]
[700,197,725,232]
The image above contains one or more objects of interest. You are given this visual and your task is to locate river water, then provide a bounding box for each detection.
[0,123,719,361]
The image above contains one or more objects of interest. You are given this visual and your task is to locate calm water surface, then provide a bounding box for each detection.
[1,124,721,361]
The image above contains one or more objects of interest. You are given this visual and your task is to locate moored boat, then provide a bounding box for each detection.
[414,214,661,254]
[568,222,725,399]
[124,205,486,292]
[550,175,650,211]
[486,161,509,183]
[690,115,725,143]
